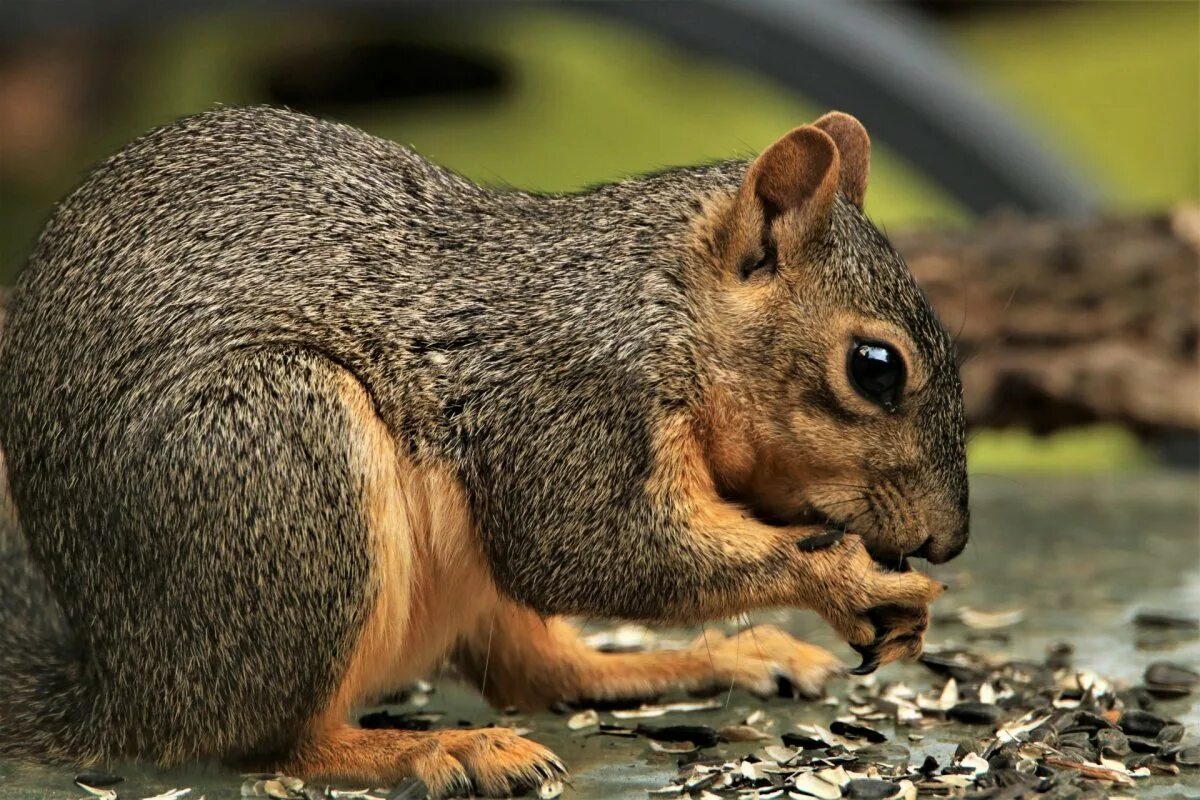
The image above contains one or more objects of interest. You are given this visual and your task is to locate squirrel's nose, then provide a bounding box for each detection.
[911,520,969,564]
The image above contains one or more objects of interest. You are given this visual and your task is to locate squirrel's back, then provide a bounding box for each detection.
[0,105,742,645]
[4,105,723,442]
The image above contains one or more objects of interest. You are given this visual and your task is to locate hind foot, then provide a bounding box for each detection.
[275,725,567,797]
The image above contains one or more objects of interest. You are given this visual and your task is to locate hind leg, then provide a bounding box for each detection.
[7,347,385,763]
[19,345,563,792]
[243,352,564,796]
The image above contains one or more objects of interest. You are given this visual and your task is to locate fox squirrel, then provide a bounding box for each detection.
[0,107,967,796]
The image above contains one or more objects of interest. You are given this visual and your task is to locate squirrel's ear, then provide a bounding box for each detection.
[741,126,840,239]
[812,111,870,209]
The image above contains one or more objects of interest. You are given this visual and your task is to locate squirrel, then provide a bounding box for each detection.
[0,107,968,796]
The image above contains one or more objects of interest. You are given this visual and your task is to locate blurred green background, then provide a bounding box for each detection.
[1,0,1196,471]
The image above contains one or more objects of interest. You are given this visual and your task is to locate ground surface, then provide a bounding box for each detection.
[0,471,1197,798]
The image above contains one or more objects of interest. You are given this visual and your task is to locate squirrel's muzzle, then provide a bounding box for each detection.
[912,507,969,564]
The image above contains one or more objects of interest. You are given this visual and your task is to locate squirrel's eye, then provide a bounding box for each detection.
[847,341,906,411]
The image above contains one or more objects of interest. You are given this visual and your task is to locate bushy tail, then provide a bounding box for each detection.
[1,294,98,762]
[0,536,96,762]
[0,512,98,762]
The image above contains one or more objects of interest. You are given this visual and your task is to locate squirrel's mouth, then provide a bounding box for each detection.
[756,501,847,533]
[783,503,916,568]
[739,496,916,569]
[790,504,835,528]
[723,489,889,553]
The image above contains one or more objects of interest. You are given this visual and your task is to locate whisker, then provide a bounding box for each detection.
[1000,284,1020,316]
[746,614,768,697]
[746,615,766,664]
[818,494,868,509]
[814,482,873,492]
[953,266,970,348]
[480,606,497,697]
[725,616,742,709]
[700,625,718,686]
[957,281,1023,368]
[839,506,875,532]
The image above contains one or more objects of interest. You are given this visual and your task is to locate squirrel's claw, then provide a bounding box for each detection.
[848,603,931,675]
[848,636,883,675]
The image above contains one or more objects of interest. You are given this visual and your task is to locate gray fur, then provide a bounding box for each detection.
[0,106,965,765]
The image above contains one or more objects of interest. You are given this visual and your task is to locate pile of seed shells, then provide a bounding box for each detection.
[74,775,430,800]
[237,775,431,800]
[640,644,1197,799]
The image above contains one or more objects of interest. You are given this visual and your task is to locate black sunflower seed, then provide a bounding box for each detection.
[1070,711,1114,731]
[1145,661,1199,687]
[635,724,720,748]
[1174,745,1200,767]
[75,773,124,789]
[919,652,986,683]
[1093,727,1130,755]
[843,778,901,799]
[1156,723,1185,744]
[781,731,828,749]
[1144,683,1191,700]
[1055,732,1090,750]
[830,719,887,743]
[948,702,1001,725]
[1133,610,1200,630]
[1129,736,1165,754]
[1118,709,1167,738]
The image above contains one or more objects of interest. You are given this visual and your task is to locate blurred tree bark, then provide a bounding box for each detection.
[895,206,1200,437]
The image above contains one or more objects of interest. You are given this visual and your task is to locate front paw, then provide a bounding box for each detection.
[796,533,943,674]
[687,624,843,699]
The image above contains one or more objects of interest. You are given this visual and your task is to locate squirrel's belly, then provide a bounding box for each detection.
[325,371,499,713]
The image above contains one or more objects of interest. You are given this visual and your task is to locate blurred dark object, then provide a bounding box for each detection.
[902,1,1059,19]
[896,206,1200,439]
[594,0,1096,216]
[265,39,507,114]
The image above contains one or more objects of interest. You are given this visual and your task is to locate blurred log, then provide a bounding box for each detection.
[895,206,1200,436]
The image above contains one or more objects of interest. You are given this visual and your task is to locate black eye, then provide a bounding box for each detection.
[847,341,906,411]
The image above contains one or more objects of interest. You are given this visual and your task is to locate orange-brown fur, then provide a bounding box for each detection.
[303,365,932,757]
[272,369,856,791]
[277,118,946,791]
[457,603,840,710]
[273,373,544,792]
